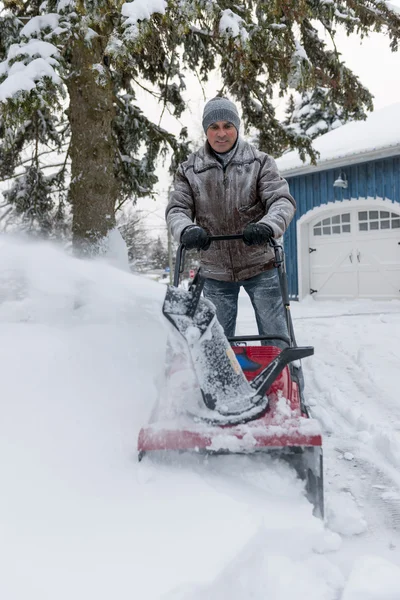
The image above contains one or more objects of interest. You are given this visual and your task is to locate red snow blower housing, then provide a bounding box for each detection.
[138,235,324,518]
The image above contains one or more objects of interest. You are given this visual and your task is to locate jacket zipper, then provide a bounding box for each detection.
[222,164,235,278]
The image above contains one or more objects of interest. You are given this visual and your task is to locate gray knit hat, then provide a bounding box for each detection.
[202,97,240,133]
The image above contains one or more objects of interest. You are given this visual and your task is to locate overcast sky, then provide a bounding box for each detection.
[324,18,400,113]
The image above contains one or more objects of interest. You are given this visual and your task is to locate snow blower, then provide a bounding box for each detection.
[138,235,324,518]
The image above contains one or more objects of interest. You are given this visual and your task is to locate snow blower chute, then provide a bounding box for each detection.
[138,235,324,518]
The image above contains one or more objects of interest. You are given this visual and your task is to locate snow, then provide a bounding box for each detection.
[276,102,400,174]
[219,9,249,42]
[293,39,310,62]
[306,118,329,137]
[1,235,400,598]
[342,555,400,599]
[97,227,131,272]
[20,14,60,38]
[121,0,166,35]
[0,58,61,101]
[7,39,59,62]
[121,0,167,41]
[57,0,75,11]
[85,27,99,42]
[325,491,368,536]
[0,40,60,102]
[169,531,345,599]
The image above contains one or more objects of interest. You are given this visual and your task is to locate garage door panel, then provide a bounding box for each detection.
[307,205,400,299]
[356,237,399,267]
[356,234,400,297]
[310,241,353,262]
[358,270,400,298]
[309,238,355,297]
[312,271,358,299]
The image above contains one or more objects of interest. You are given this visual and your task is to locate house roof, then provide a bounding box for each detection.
[275,102,400,176]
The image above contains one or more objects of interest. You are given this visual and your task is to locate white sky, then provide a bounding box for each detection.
[323,22,400,113]
[137,4,400,238]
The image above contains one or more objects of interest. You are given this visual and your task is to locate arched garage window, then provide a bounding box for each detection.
[358,210,400,231]
[313,213,351,236]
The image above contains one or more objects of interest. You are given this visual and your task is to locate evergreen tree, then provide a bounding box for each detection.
[150,235,169,270]
[1,1,399,252]
[117,206,151,270]
[284,86,365,140]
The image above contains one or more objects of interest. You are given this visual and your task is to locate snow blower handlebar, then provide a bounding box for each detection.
[174,234,281,287]
[174,234,294,347]
[174,234,240,286]
[174,233,282,290]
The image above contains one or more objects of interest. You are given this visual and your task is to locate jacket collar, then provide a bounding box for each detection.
[193,138,255,173]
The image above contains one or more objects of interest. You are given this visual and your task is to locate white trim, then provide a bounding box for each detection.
[281,145,400,177]
[296,197,400,300]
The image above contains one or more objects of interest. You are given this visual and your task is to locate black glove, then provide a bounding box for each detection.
[243,223,274,246]
[181,225,211,250]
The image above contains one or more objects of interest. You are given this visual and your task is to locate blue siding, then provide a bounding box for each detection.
[284,155,400,299]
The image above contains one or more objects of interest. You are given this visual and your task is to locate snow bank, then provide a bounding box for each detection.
[0,236,324,600]
[0,235,170,600]
[342,555,400,600]
[0,235,158,324]
[166,527,343,600]
[326,491,367,536]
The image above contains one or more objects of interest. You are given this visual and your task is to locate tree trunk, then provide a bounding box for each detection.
[67,37,117,254]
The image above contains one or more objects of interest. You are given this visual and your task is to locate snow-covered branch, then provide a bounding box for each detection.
[121,0,167,39]
[0,40,60,102]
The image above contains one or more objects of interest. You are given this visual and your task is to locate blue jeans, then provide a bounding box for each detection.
[203,269,289,348]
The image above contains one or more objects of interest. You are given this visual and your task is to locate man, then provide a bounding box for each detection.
[166,96,296,348]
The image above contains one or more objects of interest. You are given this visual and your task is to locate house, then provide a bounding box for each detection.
[275,102,400,300]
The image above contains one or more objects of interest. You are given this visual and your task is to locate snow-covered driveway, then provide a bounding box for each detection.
[240,294,400,581]
[1,237,400,600]
[295,302,400,577]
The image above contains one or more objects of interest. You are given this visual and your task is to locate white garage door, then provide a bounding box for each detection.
[308,207,400,299]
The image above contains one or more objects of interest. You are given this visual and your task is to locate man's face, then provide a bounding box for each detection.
[206,120,238,152]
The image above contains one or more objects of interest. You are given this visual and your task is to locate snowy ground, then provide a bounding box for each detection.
[1,236,400,600]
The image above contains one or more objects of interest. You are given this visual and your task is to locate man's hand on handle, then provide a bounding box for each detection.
[181,225,211,250]
[181,223,274,249]
[243,223,273,246]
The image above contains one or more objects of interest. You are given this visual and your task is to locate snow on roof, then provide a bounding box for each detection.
[276,102,400,176]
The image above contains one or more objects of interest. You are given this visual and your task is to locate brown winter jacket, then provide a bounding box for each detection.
[166,138,296,281]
